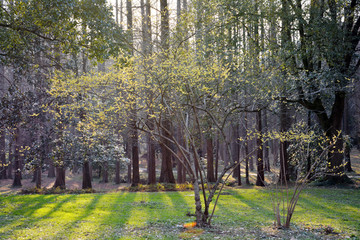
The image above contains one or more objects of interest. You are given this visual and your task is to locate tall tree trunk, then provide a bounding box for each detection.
[159,119,175,183]
[35,166,41,189]
[115,160,121,184]
[0,127,6,179]
[231,123,241,185]
[102,162,109,183]
[245,113,250,185]
[255,110,265,187]
[147,121,156,184]
[278,100,290,185]
[12,128,22,187]
[82,160,92,189]
[206,137,215,182]
[7,139,13,179]
[263,110,270,172]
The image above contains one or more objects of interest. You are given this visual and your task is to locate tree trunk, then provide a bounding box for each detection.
[48,160,56,178]
[131,124,139,186]
[231,123,241,185]
[102,162,109,183]
[206,137,215,182]
[215,136,219,180]
[0,127,6,179]
[7,139,13,179]
[245,113,250,185]
[263,110,270,172]
[82,160,92,189]
[159,119,175,183]
[53,167,66,189]
[12,128,22,187]
[115,160,121,184]
[278,100,290,185]
[255,110,265,187]
[35,166,41,189]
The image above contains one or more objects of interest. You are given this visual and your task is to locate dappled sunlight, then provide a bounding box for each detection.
[0,189,359,239]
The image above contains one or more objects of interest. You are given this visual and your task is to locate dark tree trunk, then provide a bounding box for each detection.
[53,167,66,189]
[0,128,6,179]
[231,123,241,185]
[35,166,41,189]
[147,120,156,184]
[255,111,265,187]
[12,128,22,187]
[48,160,56,178]
[206,137,215,182]
[82,161,92,189]
[102,162,109,183]
[131,126,140,186]
[249,139,254,171]
[159,119,175,183]
[7,139,13,179]
[215,136,219,180]
[263,110,270,172]
[125,138,131,183]
[115,160,121,184]
[278,100,290,185]
[245,113,250,185]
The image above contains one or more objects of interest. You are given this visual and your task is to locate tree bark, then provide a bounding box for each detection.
[53,167,66,189]
[35,166,41,189]
[245,113,250,185]
[0,127,6,179]
[115,160,121,184]
[231,123,241,185]
[255,110,265,187]
[82,160,92,189]
[12,128,22,187]
[206,137,215,182]
[159,119,175,183]
[278,100,290,185]
[102,162,109,183]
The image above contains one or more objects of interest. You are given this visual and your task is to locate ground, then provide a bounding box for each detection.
[0,151,359,239]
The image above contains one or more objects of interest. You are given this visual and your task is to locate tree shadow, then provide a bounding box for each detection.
[0,194,77,239]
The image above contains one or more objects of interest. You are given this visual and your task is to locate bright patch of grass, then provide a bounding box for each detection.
[0,187,359,239]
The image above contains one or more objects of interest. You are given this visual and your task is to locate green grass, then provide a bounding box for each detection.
[0,188,359,239]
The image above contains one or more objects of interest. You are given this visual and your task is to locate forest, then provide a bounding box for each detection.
[0,0,360,239]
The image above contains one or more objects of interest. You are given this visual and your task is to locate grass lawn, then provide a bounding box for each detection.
[0,187,359,239]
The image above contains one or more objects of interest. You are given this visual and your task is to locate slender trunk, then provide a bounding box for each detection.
[231,123,241,185]
[215,136,219,180]
[206,137,215,182]
[245,113,250,185]
[35,166,41,189]
[278,100,290,184]
[255,110,265,186]
[115,160,121,184]
[12,128,21,187]
[0,128,6,179]
[263,110,270,172]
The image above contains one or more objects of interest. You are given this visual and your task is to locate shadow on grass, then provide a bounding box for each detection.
[298,191,360,232]
[215,189,274,226]
[52,193,105,238]
[0,194,77,239]
[101,192,137,227]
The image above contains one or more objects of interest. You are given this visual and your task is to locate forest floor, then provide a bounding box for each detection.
[0,151,359,239]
